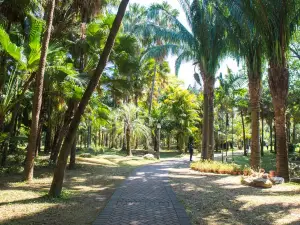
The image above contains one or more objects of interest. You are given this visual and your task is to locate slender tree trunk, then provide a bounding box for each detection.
[248,77,261,170]
[270,121,273,152]
[68,134,77,169]
[148,61,157,115]
[201,78,209,159]
[241,110,247,156]
[207,78,215,160]
[268,64,289,181]
[274,124,277,154]
[50,100,77,163]
[48,0,129,197]
[44,88,52,154]
[261,107,264,157]
[24,0,56,181]
[225,113,229,158]
[35,124,43,157]
[292,121,296,144]
[286,114,291,143]
[126,127,132,156]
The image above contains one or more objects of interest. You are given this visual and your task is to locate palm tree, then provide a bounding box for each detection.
[142,0,227,159]
[23,0,56,181]
[49,0,129,197]
[228,0,300,181]
[218,1,264,169]
[119,103,150,156]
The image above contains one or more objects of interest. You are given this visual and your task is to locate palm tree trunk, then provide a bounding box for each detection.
[126,127,131,156]
[148,60,157,115]
[201,79,209,159]
[207,78,215,160]
[268,64,289,181]
[48,0,129,197]
[248,78,261,170]
[241,110,247,156]
[24,0,56,181]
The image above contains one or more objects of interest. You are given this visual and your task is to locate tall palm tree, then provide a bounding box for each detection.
[220,1,264,169]
[141,0,227,159]
[228,0,300,181]
[49,0,129,197]
[24,0,56,181]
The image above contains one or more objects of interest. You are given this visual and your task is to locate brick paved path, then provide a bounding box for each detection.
[93,160,191,225]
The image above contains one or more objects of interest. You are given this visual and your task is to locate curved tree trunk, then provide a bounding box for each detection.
[248,77,261,170]
[268,64,289,181]
[24,0,56,181]
[49,0,129,197]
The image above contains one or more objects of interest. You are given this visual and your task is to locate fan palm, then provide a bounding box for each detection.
[141,0,227,159]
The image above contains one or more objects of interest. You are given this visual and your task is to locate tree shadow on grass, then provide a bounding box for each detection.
[0,160,139,225]
[168,164,300,225]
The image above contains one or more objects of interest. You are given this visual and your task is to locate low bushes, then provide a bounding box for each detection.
[190,160,252,176]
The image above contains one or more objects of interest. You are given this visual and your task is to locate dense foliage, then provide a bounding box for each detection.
[0,0,299,196]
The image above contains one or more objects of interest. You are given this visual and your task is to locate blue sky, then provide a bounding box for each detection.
[129,0,240,88]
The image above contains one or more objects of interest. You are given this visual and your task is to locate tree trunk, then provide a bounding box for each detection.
[148,60,157,115]
[241,110,247,156]
[50,100,77,164]
[268,64,289,181]
[292,121,296,144]
[248,77,261,170]
[48,0,129,197]
[68,134,77,169]
[270,121,273,152]
[207,78,215,160]
[35,124,43,157]
[126,127,131,156]
[24,0,56,181]
[261,107,264,157]
[201,79,209,159]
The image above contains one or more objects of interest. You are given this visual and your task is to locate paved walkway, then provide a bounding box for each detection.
[93,160,191,225]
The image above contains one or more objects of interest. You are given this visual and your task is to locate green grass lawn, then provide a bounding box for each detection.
[233,151,276,171]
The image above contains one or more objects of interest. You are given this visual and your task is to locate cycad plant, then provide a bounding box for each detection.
[141,0,227,159]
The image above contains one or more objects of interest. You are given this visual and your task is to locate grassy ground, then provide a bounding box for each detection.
[232,151,277,172]
[169,164,300,225]
[0,150,158,225]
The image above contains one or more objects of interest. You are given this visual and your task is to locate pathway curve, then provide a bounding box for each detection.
[93,160,191,225]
